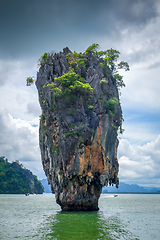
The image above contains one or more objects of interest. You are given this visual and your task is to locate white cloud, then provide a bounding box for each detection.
[0,59,36,86]
[26,101,41,118]
[118,136,160,187]
[0,108,45,179]
[0,59,41,122]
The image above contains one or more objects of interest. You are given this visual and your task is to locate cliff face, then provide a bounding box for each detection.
[36,47,122,210]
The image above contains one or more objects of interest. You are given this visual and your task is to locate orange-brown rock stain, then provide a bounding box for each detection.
[90,116,104,174]
[114,142,119,165]
[78,145,91,175]
[91,146,104,174]
[66,153,77,175]
[51,130,59,146]
[77,115,108,176]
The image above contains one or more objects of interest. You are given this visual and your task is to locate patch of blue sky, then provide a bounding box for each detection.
[119,110,160,145]
[123,109,160,125]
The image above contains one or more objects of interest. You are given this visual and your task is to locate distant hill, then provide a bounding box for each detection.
[0,156,44,194]
[40,178,52,193]
[102,182,160,193]
[40,178,160,194]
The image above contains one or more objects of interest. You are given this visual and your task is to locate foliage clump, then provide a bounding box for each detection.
[38,52,50,66]
[26,76,34,86]
[65,129,82,138]
[85,43,130,90]
[85,43,100,55]
[104,98,118,116]
[49,68,93,105]
[52,146,58,152]
[100,79,108,85]
[66,52,86,68]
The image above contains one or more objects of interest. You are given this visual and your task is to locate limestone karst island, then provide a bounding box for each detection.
[27,44,129,211]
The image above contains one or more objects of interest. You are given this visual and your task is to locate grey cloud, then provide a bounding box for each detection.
[125,37,160,65]
[0,61,17,87]
[147,61,160,69]
[26,101,41,117]
[110,0,158,27]
[0,59,37,87]
[0,0,159,60]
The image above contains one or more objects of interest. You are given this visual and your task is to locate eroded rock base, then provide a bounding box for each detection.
[61,206,99,211]
[55,177,102,211]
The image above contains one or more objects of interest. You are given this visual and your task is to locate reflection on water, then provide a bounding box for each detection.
[40,210,139,240]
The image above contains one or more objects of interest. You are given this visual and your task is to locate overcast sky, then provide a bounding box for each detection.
[0,0,160,187]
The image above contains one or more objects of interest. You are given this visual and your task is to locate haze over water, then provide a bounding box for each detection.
[0,193,159,239]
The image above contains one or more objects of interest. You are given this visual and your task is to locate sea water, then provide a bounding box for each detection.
[0,193,159,240]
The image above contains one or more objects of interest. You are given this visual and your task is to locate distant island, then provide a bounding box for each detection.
[0,156,44,194]
[40,178,160,194]
[102,182,160,194]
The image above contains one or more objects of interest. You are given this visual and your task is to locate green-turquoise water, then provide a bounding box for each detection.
[0,193,160,239]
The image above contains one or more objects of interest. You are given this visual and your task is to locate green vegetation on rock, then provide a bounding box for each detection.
[85,43,99,55]
[26,43,129,92]
[52,146,58,152]
[26,76,34,86]
[50,67,93,106]
[104,97,118,116]
[85,43,130,89]
[38,52,50,66]
[66,52,86,68]
[0,156,44,194]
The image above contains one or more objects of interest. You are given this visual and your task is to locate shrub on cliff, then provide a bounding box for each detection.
[85,44,130,89]
[85,43,99,55]
[104,98,118,116]
[66,52,86,68]
[26,76,34,86]
[49,68,93,105]
[38,52,50,66]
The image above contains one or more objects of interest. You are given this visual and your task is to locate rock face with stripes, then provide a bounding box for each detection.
[36,47,122,211]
